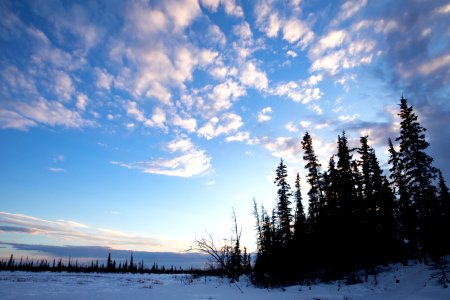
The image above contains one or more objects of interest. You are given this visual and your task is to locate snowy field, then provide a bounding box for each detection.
[1,263,449,299]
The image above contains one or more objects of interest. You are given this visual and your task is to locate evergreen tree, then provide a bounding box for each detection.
[301,132,323,230]
[437,170,450,254]
[293,173,306,243]
[335,132,360,272]
[359,136,398,265]
[274,159,293,245]
[388,137,413,259]
[107,253,113,271]
[395,96,438,256]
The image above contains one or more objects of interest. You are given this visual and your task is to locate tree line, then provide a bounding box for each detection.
[0,252,211,275]
[251,96,450,286]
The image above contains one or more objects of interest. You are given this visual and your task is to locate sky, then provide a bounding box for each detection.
[1,0,450,265]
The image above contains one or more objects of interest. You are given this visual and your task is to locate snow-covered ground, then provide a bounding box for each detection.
[0,262,449,299]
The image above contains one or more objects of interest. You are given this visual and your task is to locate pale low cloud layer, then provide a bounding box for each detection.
[0,212,184,252]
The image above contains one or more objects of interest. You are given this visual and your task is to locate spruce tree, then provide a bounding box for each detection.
[437,170,450,254]
[395,96,438,256]
[301,132,323,228]
[388,137,413,259]
[274,159,293,245]
[293,172,306,243]
[336,132,360,272]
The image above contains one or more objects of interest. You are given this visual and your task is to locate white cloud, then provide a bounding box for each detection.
[272,74,323,105]
[200,0,243,17]
[310,39,375,76]
[287,50,298,58]
[254,1,313,47]
[300,120,311,128]
[112,136,212,178]
[199,80,246,117]
[338,113,359,122]
[1,99,94,130]
[374,19,399,34]
[0,109,37,131]
[310,30,348,58]
[76,93,88,111]
[265,13,282,38]
[309,103,323,115]
[285,121,298,132]
[222,0,244,17]
[201,0,220,11]
[0,211,182,252]
[233,22,253,40]
[310,50,346,75]
[172,114,197,133]
[239,61,268,91]
[48,167,66,173]
[250,136,301,163]
[1,65,38,96]
[284,120,311,132]
[257,107,272,123]
[125,101,166,129]
[417,54,450,76]
[198,113,243,140]
[53,71,74,101]
[125,101,146,122]
[435,3,450,15]
[164,0,201,30]
[315,123,329,130]
[144,107,166,129]
[282,18,309,44]
[207,24,227,46]
[95,68,113,91]
[225,131,250,142]
[333,0,368,25]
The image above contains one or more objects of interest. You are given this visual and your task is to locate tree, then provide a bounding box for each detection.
[301,132,323,230]
[292,172,308,277]
[293,172,306,244]
[229,208,243,278]
[335,132,361,273]
[274,159,293,245]
[395,96,438,256]
[388,137,413,259]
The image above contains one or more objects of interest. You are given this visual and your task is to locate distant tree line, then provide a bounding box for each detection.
[252,96,450,286]
[0,252,216,276]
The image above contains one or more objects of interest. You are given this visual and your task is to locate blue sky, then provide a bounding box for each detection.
[1,0,450,262]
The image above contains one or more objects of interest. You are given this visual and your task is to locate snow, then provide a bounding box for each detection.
[0,263,449,299]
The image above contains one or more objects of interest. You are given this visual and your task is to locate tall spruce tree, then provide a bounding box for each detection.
[274,159,293,245]
[293,172,306,243]
[388,137,413,259]
[437,171,450,253]
[395,96,438,256]
[301,132,323,228]
[336,132,360,271]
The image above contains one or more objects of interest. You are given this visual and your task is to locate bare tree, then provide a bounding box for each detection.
[189,208,244,292]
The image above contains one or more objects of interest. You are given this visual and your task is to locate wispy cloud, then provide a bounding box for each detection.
[111,136,212,178]
[0,212,184,252]
[47,167,66,173]
[0,99,95,130]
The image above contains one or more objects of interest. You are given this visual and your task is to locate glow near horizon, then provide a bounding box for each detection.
[0,0,449,257]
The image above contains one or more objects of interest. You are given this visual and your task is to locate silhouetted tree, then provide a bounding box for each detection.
[395,96,438,257]
[274,159,293,245]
